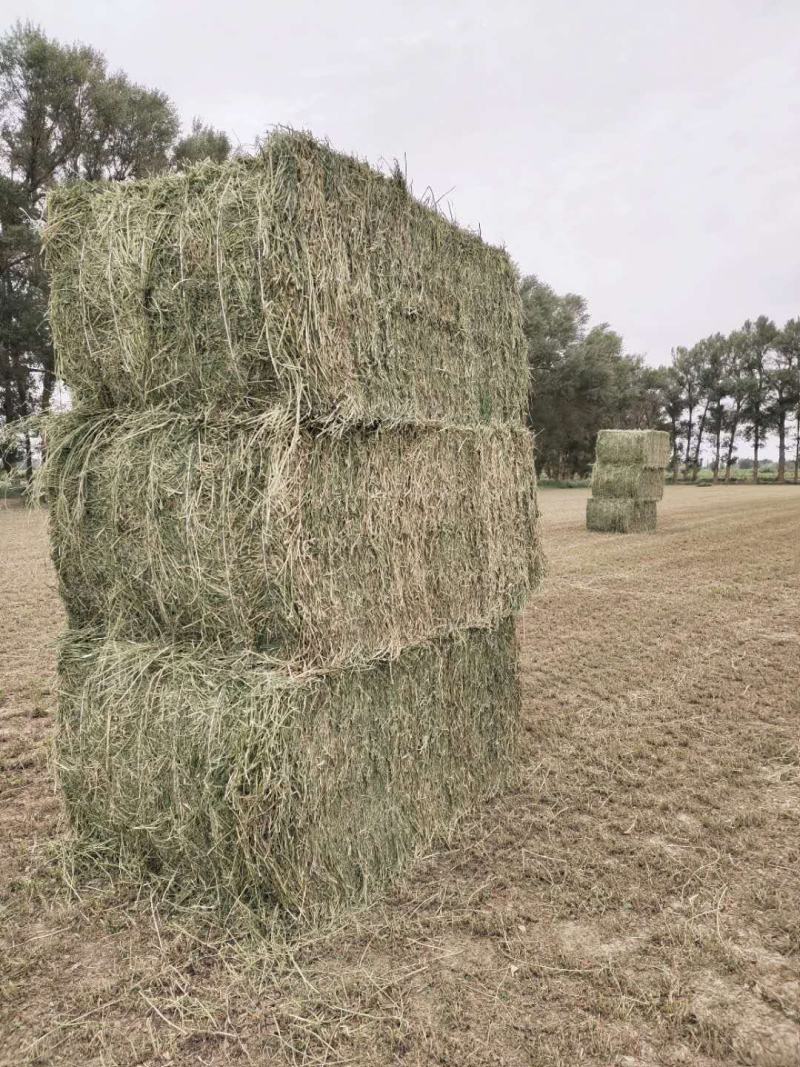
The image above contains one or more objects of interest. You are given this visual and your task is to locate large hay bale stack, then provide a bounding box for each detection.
[586,429,669,534]
[44,132,543,918]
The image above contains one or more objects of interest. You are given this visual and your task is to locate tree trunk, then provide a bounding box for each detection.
[23,431,33,482]
[723,412,740,482]
[712,412,722,484]
[752,420,760,483]
[683,405,694,481]
[691,401,710,481]
[794,411,800,483]
[777,410,786,483]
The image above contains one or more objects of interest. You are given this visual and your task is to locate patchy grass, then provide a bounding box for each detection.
[1,486,799,1066]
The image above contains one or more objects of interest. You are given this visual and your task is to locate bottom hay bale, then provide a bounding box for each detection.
[586,498,657,533]
[57,622,520,918]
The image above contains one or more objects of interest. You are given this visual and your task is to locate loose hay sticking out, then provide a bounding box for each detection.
[595,429,671,469]
[586,498,657,534]
[46,410,542,667]
[591,462,665,501]
[45,131,526,426]
[57,622,520,918]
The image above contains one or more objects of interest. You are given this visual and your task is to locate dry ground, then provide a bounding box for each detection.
[1,485,799,1066]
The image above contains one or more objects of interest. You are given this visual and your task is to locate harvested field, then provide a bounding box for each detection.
[2,485,799,1066]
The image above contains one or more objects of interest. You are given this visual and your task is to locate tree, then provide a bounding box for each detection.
[671,345,704,478]
[521,275,660,478]
[0,22,191,467]
[658,366,685,482]
[771,319,800,484]
[696,334,730,483]
[81,73,179,181]
[173,118,231,170]
[738,316,778,482]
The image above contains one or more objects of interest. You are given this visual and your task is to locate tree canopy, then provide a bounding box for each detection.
[0,22,230,470]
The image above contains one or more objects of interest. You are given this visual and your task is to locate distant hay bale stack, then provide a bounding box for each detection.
[587,429,669,534]
[44,131,544,918]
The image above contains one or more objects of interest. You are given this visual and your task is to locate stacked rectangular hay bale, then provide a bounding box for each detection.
[586,429,670,533]
[44,132,543,917]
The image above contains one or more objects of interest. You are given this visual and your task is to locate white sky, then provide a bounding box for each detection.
[16,0,800,372]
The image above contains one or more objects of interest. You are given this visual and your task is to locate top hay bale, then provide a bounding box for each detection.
[45,132,526,425]
[595,429,671,469]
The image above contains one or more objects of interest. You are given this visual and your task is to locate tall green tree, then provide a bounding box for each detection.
[693,334,729,482]
[521,275,660,478]
[738,316,778,482]
[772,319,800,483]
[0,22,192,470]
[174,118,231,170]
[671,345,705,478]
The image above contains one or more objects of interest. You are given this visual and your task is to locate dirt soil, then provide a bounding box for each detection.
[1,485,799,1066]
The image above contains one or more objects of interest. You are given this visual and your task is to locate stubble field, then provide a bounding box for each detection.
[1,485,799,1066]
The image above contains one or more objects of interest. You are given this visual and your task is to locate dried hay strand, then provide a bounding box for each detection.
[56,621,520,918]
[46,410,542,668]
[44,131,525,426]
[591,462,665,502]
[595,429,671,469]
[586,498,657,534]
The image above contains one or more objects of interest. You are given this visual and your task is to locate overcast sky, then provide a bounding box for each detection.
[18,0,800,367]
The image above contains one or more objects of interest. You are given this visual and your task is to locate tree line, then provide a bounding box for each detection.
[2,22,799,486]
[0,22,230,474]
[522,274,800,483]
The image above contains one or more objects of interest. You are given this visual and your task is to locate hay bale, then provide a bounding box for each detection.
[591,462,665,501]
[595,429,671,468]
[47,410,542,667]
[586,498,657,533]
[56,621,520,917]
[45,131,525,425]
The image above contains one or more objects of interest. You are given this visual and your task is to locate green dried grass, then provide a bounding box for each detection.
[595,429,671,468]
[591,462,665,501]
[56,621,520,919]
[45,131,525,425]
[586,497,657,534]
[46,410,542,668]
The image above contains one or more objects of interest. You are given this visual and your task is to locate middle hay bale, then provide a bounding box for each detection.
[591,462,665,502]
[47,410,541,668]
[57,621,520,916]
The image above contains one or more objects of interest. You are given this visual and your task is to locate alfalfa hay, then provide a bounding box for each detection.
[587,428,669,533]
[57,622,520,918]
[44,131,526,426]
[46,410,541,667]
[591,463,665,501]
[586,497,657,534]
[595,429,671,468]
[45,129,542,920]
